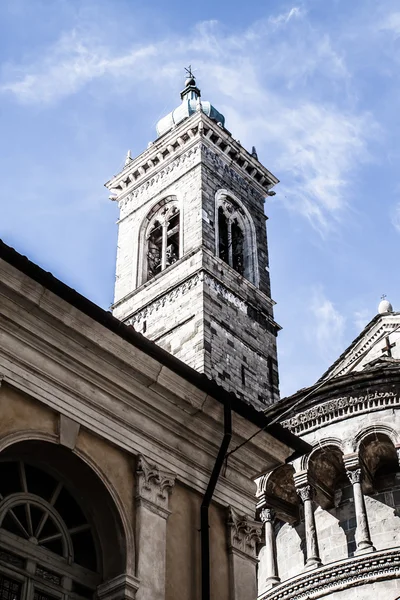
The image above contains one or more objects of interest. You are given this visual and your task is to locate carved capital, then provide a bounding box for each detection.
[136,455,176,516]
[227,507,262,560]
[296,485,314,503]
[346,468,362,485]
[260,508,275,524]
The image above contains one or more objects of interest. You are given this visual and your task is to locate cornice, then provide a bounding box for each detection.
[259,547,400,600]
[105,112,278,205]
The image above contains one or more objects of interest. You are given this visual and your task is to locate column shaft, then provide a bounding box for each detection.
[346,469,375,554]
[260,508,280,588]
[297,485,321,568]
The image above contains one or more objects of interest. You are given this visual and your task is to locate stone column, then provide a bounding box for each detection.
[345,467,375,554]
[260,508,280,588]
[296,485,321,568]
[135,455,176,600]
[227,507,263,600]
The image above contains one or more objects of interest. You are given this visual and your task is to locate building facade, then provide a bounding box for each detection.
[106,75,280,410]
[257,298,400,599]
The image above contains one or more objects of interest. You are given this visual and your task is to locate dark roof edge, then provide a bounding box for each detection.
[0,240,309,456]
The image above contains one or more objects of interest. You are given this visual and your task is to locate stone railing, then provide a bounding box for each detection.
[258,547,400,600]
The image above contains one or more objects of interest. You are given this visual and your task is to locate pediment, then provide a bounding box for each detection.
[319,312,400,381]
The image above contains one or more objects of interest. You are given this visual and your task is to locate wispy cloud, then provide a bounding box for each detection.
[309,287,346,360]
[0,9,379,232]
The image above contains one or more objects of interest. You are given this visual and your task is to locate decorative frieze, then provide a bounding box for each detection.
[282,389,399,434]
[227,507,262,560]
[126,274,201,325]
[204,273,248,313]
[136,455,176,517]
[259,547,400,600]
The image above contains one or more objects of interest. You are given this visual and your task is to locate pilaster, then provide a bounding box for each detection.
[135,455,176,600]
[227,507,262,600]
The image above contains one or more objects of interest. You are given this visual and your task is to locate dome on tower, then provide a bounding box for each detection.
[378,296,393,314]
[156,73,225,138]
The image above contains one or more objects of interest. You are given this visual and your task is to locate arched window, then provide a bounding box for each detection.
[145,201,180,283]
[0,460,99,600]
[215,192,258,285]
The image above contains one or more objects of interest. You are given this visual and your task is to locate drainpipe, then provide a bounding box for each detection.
[201,402,232,600]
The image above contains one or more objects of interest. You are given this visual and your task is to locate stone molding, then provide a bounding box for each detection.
[227,507,262,561]
[323,321,400,380]
[282,389,399,434]
[125,271,265,326]
[117,145,201,220]
[258,547,400,600]
[126,274,201,325]
[97,573,140,600]
[106,113,276,211]
[135,455,176,516]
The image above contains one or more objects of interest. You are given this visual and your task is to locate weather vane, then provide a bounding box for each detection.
[185,65,194,78]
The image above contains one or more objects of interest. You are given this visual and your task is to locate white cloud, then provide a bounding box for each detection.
[353,308,371,332]
[310,287,346,360]
[268,6,304,28]
[380,11,400,36]
[0,10,378,232]
[391,201,400,232]
[1,30,157,104]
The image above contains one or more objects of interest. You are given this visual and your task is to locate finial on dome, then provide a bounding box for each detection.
[181,65,201,101]
[378,294,393,314]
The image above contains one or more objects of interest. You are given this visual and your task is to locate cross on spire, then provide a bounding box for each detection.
[381,335,396,357]
[185,65,194,79]
[381,294,387,301]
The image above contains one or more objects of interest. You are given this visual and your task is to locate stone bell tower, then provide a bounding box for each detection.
[106,73,281,410]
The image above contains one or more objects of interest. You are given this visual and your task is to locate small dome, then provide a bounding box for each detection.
[378,297,393,314]
[156,73,225,138]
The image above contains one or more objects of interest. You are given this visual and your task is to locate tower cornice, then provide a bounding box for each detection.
[105,112,279,203]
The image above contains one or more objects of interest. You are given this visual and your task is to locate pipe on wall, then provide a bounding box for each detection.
[201,402,232,600]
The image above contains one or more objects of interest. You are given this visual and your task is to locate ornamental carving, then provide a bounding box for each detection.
[227,507,262,559]
[119,145,201,219]
[260,547,400,600]
[127,274,201,325]
[204,273,248,313]
[136,455,176,514]
[296,485,314,503]
[346,468,362,485]
[260,508,275,523]
[282,390,399,434]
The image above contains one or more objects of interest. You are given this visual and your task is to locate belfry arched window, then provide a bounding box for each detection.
[215,191,258,285]
[143,198,181,284]
[0,460,99,600]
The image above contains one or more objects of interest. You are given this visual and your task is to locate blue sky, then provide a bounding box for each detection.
[1,0,400,397]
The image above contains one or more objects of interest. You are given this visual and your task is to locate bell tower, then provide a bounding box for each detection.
[106,73,281,410]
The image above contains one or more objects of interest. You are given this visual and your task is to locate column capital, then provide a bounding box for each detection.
[296,484,314,503]
[227,507,262,561]
[346,468,362,485]
[260,507,275,524]
[136,455,176,517]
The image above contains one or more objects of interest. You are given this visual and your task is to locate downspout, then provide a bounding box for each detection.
[201,402,232,600]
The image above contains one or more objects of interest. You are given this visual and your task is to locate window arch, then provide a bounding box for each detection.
[215,190,259,285]
[141,197,181,284]
[0,459,100,600]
